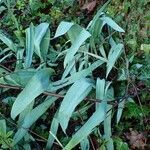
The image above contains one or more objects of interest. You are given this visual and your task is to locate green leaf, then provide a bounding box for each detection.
[64,103,106,150]
[114,137,129,150]
[96,78,105,108]
[13,96,57,144]
[64,26,91,67]
[40,28,50,61]
[64,79,107,149]
[0,30,16,51]
[3,69,36,87]
[11,68,54,119]
[0,120,6,134]
[25,23,35,68]
[104,105,114,150]
[68,24,83,43]
[106,44,124,77]
[117,99,125,124]
[87,0,111,30]
[46,111,59,150]
[58,78,93,132]
[61,58,75,79]
[48,60,104,92]
[17,101,34,126]
[100,17,125,32]
[54,21,74,38]
[34,23,49,59]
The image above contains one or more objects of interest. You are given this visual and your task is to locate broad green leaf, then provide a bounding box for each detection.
[68,24,83,43]
[64,26,91,67]
[34,23,49,59]
[64,25,91,67]
[100,17,125,32]
[0,30,16,51]
[13,96,57,144]
[11,68,54,119]
[15,48,24,70]
[25,23,35,68]
[3,69,36,87]
[18,101,34,126]
[3,74,21,86]
[64,103,106,150]
[64,79,107,149]
[54,21,74,38]
[97,79,114,149]
[58,78,93,132]
[106,44,124,77]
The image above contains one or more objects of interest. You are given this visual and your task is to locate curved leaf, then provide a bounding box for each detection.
[46,111,59,150]
[25,23,35,68]
[100,17,125,32]
[0,30,16,52]
[54,21,74,38]
[58,78,93,132]
[106,43,124,77]
[64,103,106,150]
[64,79,107,149]
[11,68,54,119]
[64,26,91,67]
[34,23,49,59]
[13,96,57,144]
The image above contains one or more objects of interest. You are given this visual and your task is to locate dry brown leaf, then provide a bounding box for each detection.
[81,0,97,13]
[125,129,147,150]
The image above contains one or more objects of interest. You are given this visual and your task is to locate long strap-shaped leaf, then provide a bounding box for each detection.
[106,43,124,77]
[64,103,106,150]
[46,111,59,150]
[58,78,93,132]
[0,30,16,52]
[13,96,58,144]
[25,23,35,68]
[11,68,54,119]
[64,79,107,149]
[64,25,91,67]
[34,23,49,60]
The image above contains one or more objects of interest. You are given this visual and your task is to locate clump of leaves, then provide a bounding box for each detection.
[124,102,150,120]
[1,0,149,149]
[0,120,13,149]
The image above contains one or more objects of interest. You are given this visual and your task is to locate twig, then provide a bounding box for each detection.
[0,83,117,105]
